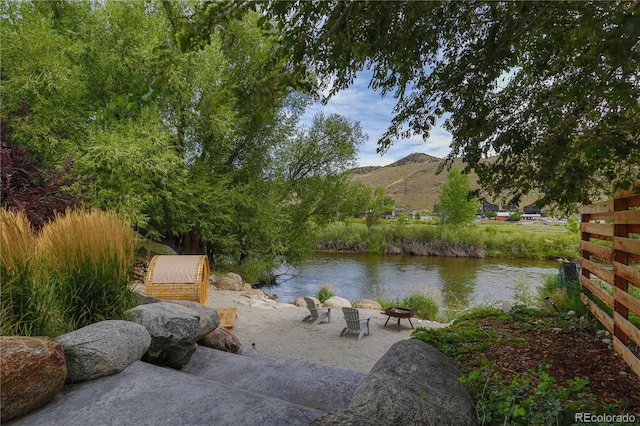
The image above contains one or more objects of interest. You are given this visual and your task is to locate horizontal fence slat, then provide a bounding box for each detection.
[614,311,640,349]
[581,200,613,215]
[580,275,614,308]
[627,196,640,208]
[613,210,640,225]
[581,258,615,285]
[580,293,613,334]
[614,261,640,289]
[580,223,614,237]
[580,240,614,262]
[614,236,640,257]
[614,287,640,317]
[583,212,613,221]
[613,336,640,378]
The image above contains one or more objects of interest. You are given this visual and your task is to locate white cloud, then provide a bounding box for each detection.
[298,70,452,167]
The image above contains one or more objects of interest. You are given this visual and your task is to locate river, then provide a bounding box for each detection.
[269,252,561,310]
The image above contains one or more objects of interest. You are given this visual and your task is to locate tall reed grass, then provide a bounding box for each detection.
[1,209,55,335]
[39,209,136,330]
[1,208,136,336]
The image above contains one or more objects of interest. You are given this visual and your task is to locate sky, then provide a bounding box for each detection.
[298,70,453,167]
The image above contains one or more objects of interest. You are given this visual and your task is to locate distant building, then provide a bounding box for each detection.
[496,212,511,221]
[482,200,500,213]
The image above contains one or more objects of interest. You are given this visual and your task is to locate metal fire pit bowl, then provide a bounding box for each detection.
[383,307,414,331]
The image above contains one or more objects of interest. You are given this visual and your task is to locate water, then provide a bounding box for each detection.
[269,252,560,309]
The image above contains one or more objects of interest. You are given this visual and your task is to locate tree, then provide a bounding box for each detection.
[437,167,478,226]
[365,187,395,230]
[264,1,640,211]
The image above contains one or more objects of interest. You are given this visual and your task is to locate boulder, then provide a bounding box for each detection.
[199,327,241,353]
[313,339,478,425]
[168,300,220,340]
[126,302,200,369]
[322,296,351,309]
[134,292,162,305]
[353,299,382,310]
[501,299,521,313]
[0,336,67,423]
[55,320,151,383]
[294,296,320,307]
[216,275,243,291]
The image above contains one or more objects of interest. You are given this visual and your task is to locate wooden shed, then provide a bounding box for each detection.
[144,255,209,304]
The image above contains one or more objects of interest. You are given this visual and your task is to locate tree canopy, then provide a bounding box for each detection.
[1,1,368,279]
[264,0,640,210]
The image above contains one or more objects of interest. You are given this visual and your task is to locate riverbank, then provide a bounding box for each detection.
[205,288,449,373]
[316,221,579,260]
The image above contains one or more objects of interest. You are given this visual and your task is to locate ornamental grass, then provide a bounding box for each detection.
[1,207,136,336]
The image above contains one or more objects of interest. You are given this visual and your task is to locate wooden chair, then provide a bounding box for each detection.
[301,297,332,325]
[340,307,371,341]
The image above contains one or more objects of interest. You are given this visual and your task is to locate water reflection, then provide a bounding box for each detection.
[272,253,559,309]
[435,258,479,309]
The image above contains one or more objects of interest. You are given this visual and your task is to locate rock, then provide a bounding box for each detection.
[126,302,200,369]
[353,299,382,310]
[241,282,253,291]
[134,292,162,305]
[294,296,320,307]
[216,275,243,290]
[501,298,520,313]
[168,300,220,340]
[0,336,67,423]
[323,296,351,309]
[313,340,478,425]
[199,328,241,353]
[55,320,151,383]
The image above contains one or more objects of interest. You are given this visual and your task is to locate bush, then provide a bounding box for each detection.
[461,363,596,425]
[317,285,335,303]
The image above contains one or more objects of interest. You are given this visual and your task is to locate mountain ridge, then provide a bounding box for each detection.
[350,152,539,212]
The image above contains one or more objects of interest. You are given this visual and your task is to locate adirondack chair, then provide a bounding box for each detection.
[301,297,332,325]
[340,307,371,341]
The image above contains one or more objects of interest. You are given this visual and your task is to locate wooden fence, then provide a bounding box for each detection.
[580,180,640,377]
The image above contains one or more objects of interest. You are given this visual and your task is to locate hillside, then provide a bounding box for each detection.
[350,153,540,212]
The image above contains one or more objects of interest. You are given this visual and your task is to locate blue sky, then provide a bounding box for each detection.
[298,71,453,167]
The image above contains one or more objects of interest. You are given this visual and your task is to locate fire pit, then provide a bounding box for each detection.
[383,307,414,331]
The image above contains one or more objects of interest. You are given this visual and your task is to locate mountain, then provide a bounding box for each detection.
[350,153,539,212]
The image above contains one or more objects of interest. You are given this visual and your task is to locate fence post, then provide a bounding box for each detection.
[613,194,629,344]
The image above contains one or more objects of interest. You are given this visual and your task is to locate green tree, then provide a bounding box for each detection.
[437,167,478,226]
[264,1,640,211]
[365,187,395,230]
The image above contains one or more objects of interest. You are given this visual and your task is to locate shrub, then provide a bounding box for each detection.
[317,285,335,303]
[461,363,597,425]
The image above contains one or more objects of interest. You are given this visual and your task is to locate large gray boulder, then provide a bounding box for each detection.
[0,337,67,423]
[313,339,478,425]
[168,300,220,340]
[55,320,151,383]
[126,302,200,369]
